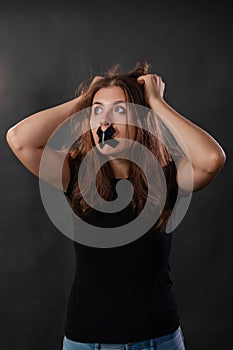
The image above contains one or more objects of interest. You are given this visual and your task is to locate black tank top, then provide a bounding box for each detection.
[63,155,180,343]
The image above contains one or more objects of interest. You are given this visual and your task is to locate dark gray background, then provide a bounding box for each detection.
[1,1,232,349]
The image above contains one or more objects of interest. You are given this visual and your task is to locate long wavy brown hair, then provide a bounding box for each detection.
[64,61,186,232]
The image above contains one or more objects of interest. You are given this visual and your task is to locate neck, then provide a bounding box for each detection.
[108,158,130,178]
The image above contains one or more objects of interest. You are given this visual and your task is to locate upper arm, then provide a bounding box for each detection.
[38,147,71,192]
[6,131,71,192]
[175,157,221,194]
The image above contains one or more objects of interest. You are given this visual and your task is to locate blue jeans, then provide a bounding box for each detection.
[62,326,186,350]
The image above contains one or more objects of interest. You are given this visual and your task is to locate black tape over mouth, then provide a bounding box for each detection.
[96,125,120,149]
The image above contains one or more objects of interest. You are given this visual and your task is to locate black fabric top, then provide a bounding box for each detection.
[63,156,180,343]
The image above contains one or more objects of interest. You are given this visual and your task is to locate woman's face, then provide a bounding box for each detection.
[90,86,136,157]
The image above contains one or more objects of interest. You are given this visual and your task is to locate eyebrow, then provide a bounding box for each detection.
[93,100,126,105]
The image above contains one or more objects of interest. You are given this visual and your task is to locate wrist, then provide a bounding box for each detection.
[69,94,84,114]
[149,97,165,111]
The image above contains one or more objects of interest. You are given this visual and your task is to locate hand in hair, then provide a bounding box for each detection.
[76,75,103,96]
[137,74,165,106]
[90,75,103,87]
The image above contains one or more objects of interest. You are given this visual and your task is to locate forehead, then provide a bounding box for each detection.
[93,86,126,104]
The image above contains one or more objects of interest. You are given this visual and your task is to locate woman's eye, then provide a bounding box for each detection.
[94,106,103,115]
[114,106,126,114]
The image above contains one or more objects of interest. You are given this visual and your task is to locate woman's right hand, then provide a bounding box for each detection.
[89,75,103,88]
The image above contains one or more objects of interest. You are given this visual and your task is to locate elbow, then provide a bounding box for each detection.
[206,150,227,174]
[6,127,23,151]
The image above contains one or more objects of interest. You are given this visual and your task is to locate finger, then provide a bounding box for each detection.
[92,76,103,83]
[159,75,165,83]
[137,76,145,84]
[153,74,163,82]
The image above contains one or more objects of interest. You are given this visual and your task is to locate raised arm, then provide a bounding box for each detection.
[6,95,83,192]
[137,74,226,193]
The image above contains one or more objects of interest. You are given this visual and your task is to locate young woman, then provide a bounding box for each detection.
[6,62,226,350]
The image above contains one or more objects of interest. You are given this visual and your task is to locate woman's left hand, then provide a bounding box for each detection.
[137,74,165,106]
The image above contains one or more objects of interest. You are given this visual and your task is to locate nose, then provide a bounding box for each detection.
[99,105,116,129]
[99,120,110,132]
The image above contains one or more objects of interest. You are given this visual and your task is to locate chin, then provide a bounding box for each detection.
[97,144,125,156]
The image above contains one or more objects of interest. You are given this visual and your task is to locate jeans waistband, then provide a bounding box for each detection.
[92,326,181,349]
